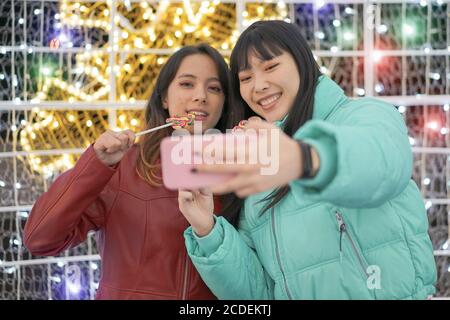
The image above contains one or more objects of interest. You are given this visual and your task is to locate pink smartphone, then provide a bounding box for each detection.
[160,133,240,190]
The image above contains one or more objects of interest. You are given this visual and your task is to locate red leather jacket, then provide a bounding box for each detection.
[23,145,218,299]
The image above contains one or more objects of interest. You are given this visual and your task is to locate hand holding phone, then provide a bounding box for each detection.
[160,134,237,190]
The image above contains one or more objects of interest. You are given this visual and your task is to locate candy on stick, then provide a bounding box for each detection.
[135,112,196,137]
[166,113,196,130]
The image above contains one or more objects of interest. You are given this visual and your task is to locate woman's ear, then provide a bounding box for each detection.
[162,96,168,110]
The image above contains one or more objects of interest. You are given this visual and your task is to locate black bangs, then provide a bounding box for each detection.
[232,29,286,73]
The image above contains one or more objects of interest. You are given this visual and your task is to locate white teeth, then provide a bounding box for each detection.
[259,94,281,106]
[188,111,207,116]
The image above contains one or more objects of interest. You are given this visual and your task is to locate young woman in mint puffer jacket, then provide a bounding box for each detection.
[177,20,437,299]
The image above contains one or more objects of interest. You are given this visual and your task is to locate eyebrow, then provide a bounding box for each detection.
[177,74,220,82]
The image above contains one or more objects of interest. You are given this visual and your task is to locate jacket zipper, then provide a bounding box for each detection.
[181,255,190,300]
[335,211,369,278]
[271,208,293,299]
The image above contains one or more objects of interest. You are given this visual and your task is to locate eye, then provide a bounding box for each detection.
[208,86,222,93]
[239,75,252,83]
[179,82,193,88]
[266,63,279,71]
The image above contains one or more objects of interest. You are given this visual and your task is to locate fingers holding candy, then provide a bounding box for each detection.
[231,120,249,133]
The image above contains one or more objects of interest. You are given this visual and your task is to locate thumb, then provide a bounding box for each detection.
[198,188,212,196]
[178,190,194,202]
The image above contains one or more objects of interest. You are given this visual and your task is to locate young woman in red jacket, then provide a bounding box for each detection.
[23,44,241,299]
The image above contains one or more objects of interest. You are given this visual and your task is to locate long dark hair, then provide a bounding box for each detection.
[136,44,241,225]
[229,20,322,217]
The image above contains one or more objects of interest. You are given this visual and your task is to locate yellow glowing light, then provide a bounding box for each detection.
[202,27,211,37]
[86,120,93,127]
[53,121,59,128]
[134,38,144,48]
[184,25,196,33]
[119,114,126,123]
[131,119,138,126]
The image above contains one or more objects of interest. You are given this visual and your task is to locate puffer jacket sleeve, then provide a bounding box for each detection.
[289,98,412,208]
[23,145,119,256]
[184,209,274,299]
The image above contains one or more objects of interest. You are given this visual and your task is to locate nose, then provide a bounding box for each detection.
[254,75,269,93]
[193,87,207,104]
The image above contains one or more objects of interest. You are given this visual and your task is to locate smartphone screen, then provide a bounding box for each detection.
[160,133,238,190]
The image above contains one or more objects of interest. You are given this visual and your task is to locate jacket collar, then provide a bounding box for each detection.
[273,75,348,128]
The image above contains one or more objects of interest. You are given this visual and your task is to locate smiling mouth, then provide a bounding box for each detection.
[257,93,282,109]
[187,110,209,120]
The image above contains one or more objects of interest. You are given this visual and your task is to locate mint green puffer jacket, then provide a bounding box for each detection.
[184,76,437,299]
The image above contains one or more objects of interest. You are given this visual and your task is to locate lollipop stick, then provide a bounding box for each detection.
[135,122,173,137]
